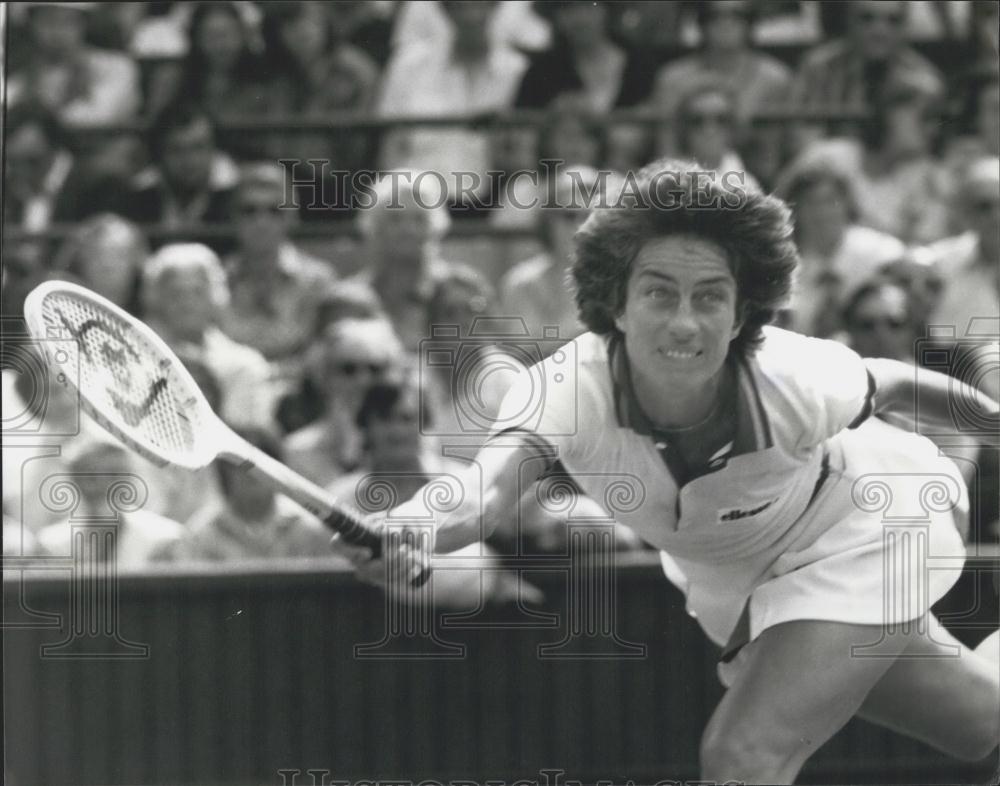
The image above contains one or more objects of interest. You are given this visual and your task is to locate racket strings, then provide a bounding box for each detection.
[40,293,202,461]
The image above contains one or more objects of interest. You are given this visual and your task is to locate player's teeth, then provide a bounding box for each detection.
[664,350,697,359]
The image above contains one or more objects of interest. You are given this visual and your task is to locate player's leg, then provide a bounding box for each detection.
[856,617,999,762]
[699,619,913,784]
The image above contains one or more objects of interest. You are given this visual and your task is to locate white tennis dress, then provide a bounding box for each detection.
[495,327,967,659]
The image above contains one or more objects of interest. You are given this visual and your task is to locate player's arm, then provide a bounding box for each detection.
[864,357,1000,439]
[331,433,556,582]
[432,435,554,553]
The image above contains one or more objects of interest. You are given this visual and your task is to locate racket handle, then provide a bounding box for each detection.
[223,441,432,588]
[322,510,432,588]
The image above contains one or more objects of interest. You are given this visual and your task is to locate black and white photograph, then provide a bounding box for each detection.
[2,2,999,784]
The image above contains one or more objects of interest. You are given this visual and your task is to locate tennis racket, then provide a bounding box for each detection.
[23,280,429,585]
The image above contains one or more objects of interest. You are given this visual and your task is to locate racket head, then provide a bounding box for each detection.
[23,280,224,470]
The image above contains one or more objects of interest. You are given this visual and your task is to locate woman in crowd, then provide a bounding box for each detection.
[774,161,904,337]
[146,1,271,156]
[142,243,277,432]
[53,213,148,316]
[666,82,760,191]
[283,316,406,488]
[790,75,951,245]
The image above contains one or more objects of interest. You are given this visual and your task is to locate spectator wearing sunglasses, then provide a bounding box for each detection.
[841,278,921,363]
[917,156,1000,336]
[283,317,406,488]
[666,82,760,191]
[789,0,944,154]
[221,162,337,392]
[774,160,903,337]
[651,0,790,185]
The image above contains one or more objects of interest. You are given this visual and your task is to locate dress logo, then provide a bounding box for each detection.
[718,498,776,523]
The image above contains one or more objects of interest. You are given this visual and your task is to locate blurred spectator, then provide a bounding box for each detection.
[790,76,950,244]
[176,427,337,563]
[423,265,519,435]
[349,173,472,351]
[775,161,904,336]
[327,0,400,66]
[284,317,406,488]
[392,0,550,55]
[650,0,790,184]
[263,2,378,114]
[377,1,528,207]
[651,1,791,123]
[789,0,944,152]
[539,109,605,170]
[143,243,277,431]
[516,1,656,112]
[145,1,271,129]
[664,83,760,191]
[328,376,453,506]
[7,2,140,127]
[0,238,53,329]
[37,440,185,568]
[840,277,922,361]
[1,348,105,534]
[917,156,1000,335]
[3,103,87,230]
[500,168,601,343]
[274,281,386,434]
[260,1,379,221]
[115,103,238,228]
[51,214,148,315]
[219,162,338,388]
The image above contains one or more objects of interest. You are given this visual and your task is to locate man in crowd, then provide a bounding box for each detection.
[220,162,338,388]
[116,103,238,228]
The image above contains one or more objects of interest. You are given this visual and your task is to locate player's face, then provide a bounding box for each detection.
[615,235,741,393]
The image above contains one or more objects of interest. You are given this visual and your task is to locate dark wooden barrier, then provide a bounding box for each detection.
[3,553,997,786]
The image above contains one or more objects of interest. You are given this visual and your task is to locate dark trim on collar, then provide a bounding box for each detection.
[610,334,773,455]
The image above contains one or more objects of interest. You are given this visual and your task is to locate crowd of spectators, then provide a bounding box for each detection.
[3,1,999,586]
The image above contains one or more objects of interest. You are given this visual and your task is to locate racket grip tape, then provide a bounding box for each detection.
[323,510,432,588]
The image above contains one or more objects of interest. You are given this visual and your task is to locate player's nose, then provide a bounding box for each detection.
[666,299,699,339]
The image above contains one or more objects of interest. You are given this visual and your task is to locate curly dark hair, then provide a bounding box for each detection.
[571,158,798,358]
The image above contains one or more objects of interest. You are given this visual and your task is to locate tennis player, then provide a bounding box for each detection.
[335,159,999,783]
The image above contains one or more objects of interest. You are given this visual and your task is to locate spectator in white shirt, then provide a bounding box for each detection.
[8,2,140,127]
[377,0,528,206]
[917,156,1000,335]
[775,161,905,337]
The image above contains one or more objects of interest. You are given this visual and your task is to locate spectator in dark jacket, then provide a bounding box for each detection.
[115,103,237,228]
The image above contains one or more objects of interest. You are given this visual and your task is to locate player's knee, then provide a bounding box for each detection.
[699,725,802,780]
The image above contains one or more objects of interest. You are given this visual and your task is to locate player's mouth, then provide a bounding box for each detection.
[659,348,702,361]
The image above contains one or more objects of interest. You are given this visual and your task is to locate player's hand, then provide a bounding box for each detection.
[329,517,431,591]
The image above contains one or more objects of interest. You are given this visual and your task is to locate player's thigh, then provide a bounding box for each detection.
[701,619,909,781]
[858,617,1000,761]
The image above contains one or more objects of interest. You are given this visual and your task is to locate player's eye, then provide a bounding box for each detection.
[695,289,727,306]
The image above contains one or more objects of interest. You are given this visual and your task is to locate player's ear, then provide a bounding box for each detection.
[730,304,745,341]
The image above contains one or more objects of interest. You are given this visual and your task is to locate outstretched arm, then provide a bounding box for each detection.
[864,357,999,441]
